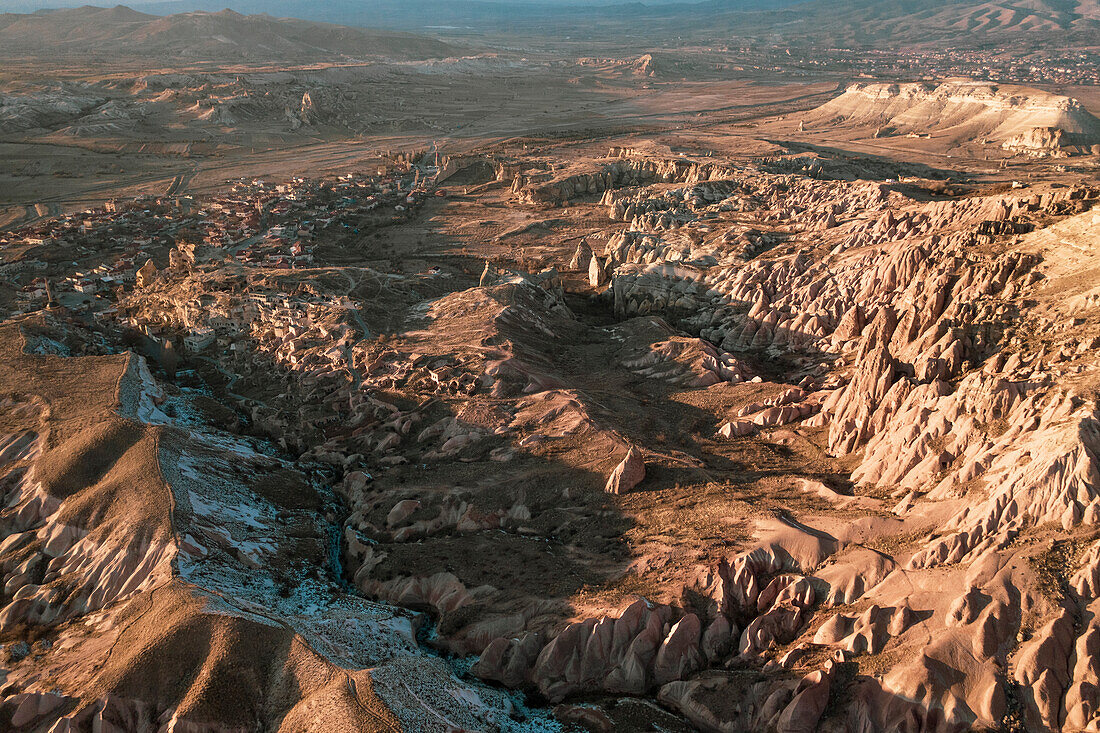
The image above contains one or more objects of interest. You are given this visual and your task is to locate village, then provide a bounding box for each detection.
[704,44,1100,88]
[827,47,1100,87]
[0,153,444,361]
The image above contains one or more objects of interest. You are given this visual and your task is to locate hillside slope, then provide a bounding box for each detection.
[0,5,457,62]
[0,314,532,731]
[800,81,1100,154]
[748,0,1100,44]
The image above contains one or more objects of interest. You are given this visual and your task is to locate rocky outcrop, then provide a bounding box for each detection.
[135,258,157,288]
[513,157,740,207]
[569,239,594,271]
[473,599,705,701]
[804,82,1100,153]
[1003,126,1071,157]
[660,660,837,733]
[605,445,646,494]
[0,318,531,733]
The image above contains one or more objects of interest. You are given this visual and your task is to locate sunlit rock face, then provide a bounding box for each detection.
[804,81,1100,153]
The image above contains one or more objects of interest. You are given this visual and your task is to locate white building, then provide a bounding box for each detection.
[183,327,216,352]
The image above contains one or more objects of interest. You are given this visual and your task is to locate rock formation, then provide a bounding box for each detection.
[605,445,646,494]
[803,81,1100,153]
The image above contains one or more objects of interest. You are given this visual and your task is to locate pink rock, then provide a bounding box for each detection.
[11,693,67,728]
[653,613,704,685]
[701,615,734,662]
[740,600,805,656]
[719,420,754,437]
[776,663,834,733]
[472,632,543,687]
[605,446,645,495]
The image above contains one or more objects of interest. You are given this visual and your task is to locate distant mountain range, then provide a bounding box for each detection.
[735,0,1100,46]
[0,5,459,61]
[0,0,1096,49]
[59,0,803,32]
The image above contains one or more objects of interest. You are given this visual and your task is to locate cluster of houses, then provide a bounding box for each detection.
[712,45,1100,87]
[1,163,437,316]
[119,275,365,443]
[835,48,1100,86]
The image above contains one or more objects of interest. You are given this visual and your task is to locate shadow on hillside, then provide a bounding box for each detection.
[762,138,963,181]
[66,190,977,732]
